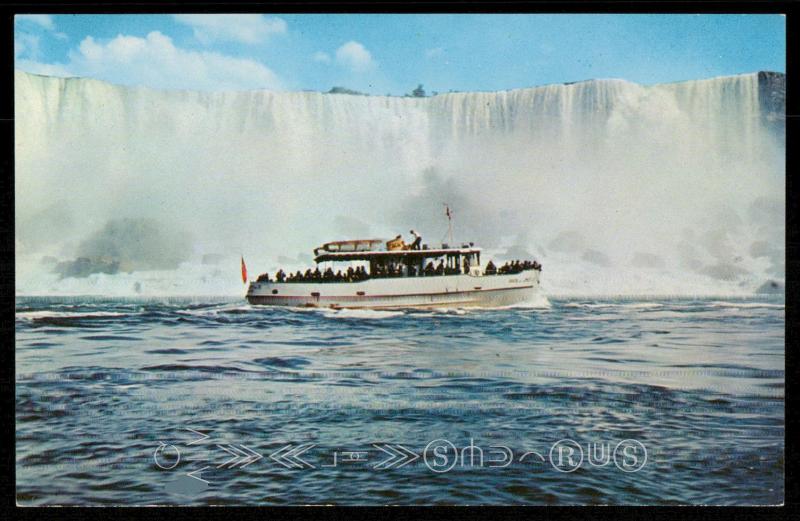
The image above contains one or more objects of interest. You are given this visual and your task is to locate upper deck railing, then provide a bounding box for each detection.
[313,246,482,263]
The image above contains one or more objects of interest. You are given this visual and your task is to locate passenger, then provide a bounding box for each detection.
[324,267,334,281]
[304,268,313,281]
[276,269,285,282]
[409,230,422,250]
[347,267,355,281]
[335,270,343,281]
[436,260,445,275]
[295,270,303,281]
[485,260,496,275]
[464,258,470,274]
[425,262,435,276]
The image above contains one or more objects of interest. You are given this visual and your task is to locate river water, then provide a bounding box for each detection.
[15,296,784,505]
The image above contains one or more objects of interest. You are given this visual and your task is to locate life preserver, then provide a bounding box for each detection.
[386,237,405,251]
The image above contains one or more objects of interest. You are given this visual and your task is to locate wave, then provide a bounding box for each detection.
[709,301,785,309]
[175,303,254,317]
[16,310,130,320]
[321,308,406,320]
[563,302,662,310]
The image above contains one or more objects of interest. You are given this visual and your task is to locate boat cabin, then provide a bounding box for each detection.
[314,245,482,278]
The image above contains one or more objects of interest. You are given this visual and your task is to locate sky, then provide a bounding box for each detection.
[14,13,786,94]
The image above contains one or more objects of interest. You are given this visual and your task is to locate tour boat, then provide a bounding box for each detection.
[245,236,541,309]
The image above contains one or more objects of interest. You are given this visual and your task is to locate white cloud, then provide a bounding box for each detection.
[15,15,58,60]
[16,14,55,30]
[335,41,375,72]
[14,32,40,59]
[16,31,283,91]
[15,15,66,60]
[173,14,287,45]
[15,58,71,77]
[313,51,331,64]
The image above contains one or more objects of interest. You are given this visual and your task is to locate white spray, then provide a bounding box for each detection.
[14,71,784,296]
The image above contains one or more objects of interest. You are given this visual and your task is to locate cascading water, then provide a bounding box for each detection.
[14,70,784,296]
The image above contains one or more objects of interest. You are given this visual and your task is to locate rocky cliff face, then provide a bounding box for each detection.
[758,71,785,137]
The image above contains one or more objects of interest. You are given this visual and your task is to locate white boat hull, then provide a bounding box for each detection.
[246,271,540,309]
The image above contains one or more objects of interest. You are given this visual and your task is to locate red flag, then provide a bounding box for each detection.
[241,256,248,284]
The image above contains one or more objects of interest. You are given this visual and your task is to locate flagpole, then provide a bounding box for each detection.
[444,203,454,246]
[449,217,453,246]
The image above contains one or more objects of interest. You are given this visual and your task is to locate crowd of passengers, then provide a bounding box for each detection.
[484,259,542,275]
[256,259,541,283]
[257,266,369,283]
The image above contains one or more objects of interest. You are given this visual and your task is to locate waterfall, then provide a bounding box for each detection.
[14,70,784,296]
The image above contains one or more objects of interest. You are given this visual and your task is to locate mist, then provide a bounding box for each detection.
[14,70,784,296]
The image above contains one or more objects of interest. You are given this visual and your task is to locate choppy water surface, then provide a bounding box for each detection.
[16,296,784,505]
